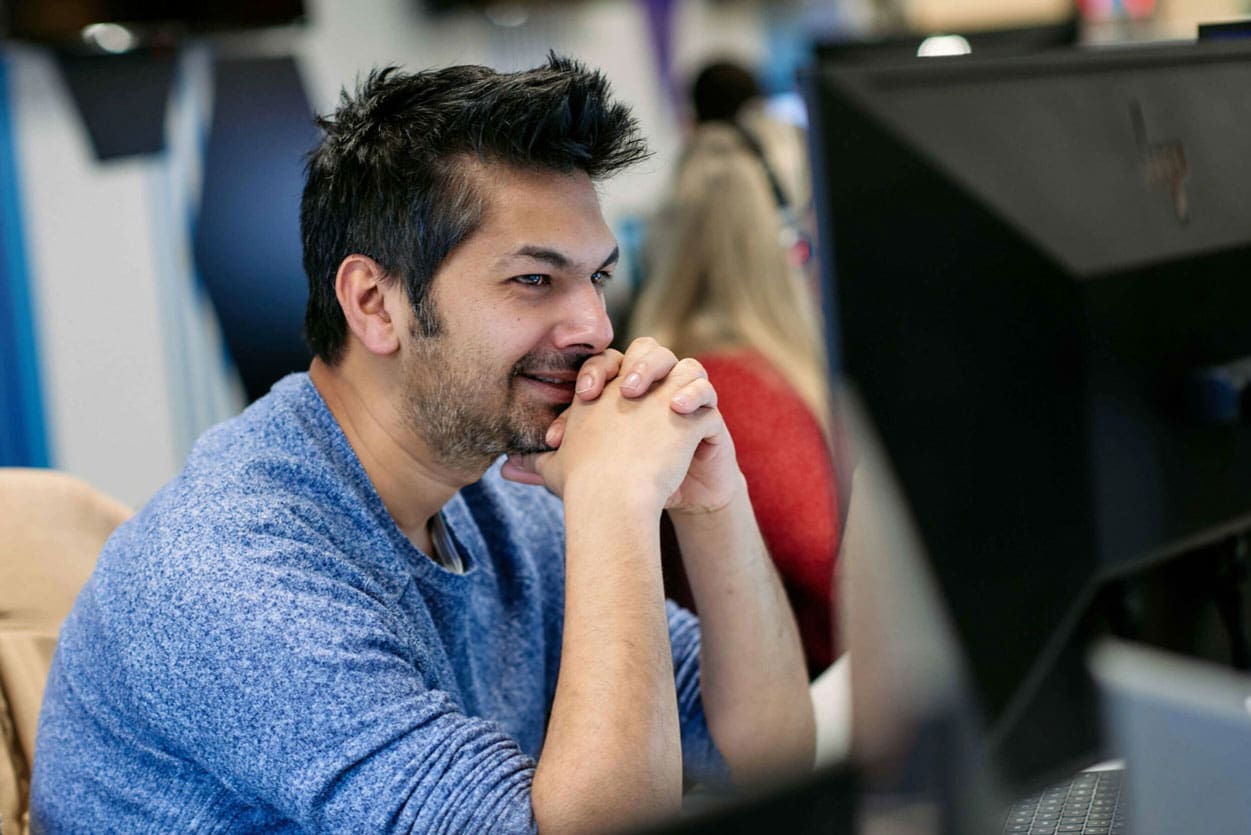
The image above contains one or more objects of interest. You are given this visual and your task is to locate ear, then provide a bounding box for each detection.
[335,254,403,356]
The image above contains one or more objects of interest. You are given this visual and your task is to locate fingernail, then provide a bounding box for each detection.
[672,394,689,410]
[624,372,641,390]
[545,424,559,445]
[576,374,593,393]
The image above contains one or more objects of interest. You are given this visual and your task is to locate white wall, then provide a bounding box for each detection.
[8,45,244,507]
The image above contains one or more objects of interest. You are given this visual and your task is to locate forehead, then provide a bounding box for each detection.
[465,162,616,265]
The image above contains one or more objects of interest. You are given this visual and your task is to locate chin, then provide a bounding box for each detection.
[505,441,555,457]
[503,425,555,457]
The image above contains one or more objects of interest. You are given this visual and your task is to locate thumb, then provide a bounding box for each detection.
[500,453,548,487]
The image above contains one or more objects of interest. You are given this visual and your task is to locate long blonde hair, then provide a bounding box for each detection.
[628,122,831,431]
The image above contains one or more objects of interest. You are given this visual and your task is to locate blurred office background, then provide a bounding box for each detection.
[0,0,1245,507]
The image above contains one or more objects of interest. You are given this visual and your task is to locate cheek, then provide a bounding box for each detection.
[455,299,556,370]
[497,319,551,358]
[455,328,529,380]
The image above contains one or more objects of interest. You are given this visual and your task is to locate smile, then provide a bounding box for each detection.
[517,372,577,403]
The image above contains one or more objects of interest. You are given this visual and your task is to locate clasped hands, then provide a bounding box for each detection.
[500,338,743,516]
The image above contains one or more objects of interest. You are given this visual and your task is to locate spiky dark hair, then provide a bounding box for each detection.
[300,53,650,363]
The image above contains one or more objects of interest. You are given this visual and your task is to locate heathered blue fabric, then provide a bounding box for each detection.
[31,373,723,834]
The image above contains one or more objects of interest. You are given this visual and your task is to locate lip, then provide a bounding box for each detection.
[517,372,577,403]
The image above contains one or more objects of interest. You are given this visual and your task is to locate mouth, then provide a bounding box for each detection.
[512,352,590,405]
[516,370,578,403]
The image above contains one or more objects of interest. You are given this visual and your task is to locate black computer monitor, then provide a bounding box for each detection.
[813,17,1079,65]
[803,37,1251,794]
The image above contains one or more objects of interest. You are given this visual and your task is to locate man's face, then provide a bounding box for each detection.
[399,163,617,475]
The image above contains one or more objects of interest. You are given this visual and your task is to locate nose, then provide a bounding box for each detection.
[552,280,614,353]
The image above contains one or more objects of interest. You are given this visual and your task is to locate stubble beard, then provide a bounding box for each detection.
[402,321,582,475]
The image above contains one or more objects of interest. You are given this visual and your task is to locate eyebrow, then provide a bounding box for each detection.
[508,245,619,273]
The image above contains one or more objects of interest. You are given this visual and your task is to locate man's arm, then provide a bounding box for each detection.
[578,343,816,784]
[504,339,815,823]
[531,469,683,833]
[580,341,816,786]
[670,487,817,785]
[505,344,724,833]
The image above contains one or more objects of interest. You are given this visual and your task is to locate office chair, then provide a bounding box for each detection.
[0,468,131,835]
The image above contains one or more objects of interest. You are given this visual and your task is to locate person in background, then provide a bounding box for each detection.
[628,123,839,677]
[689,59,762,126]
[31,56,815,834]
[688,57,818,289]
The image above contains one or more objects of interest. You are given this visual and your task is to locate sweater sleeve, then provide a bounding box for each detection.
[119,537,539,835]
[667,600,729,785]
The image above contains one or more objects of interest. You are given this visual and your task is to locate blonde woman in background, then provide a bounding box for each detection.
[628,122,840,676]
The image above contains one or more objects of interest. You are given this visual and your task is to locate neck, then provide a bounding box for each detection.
[308,355,480,553]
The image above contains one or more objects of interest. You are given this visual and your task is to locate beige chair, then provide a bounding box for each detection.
[0,468,131,835]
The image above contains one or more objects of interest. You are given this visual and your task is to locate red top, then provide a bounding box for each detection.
[663,349,840,675]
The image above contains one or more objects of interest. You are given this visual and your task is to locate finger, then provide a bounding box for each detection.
[670,377,717,414]
[660,357,710,399]
[618,337,678,398]
[574,349,624,401]
[500,454,547,486]
[666,356,708,385]
[545,412,568,448]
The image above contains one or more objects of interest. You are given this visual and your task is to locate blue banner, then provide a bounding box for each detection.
[0,54,49,467]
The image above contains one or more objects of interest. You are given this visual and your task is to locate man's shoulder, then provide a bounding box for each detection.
[186,373,336,471]
[176,373,362,503]
[109,373,386,584]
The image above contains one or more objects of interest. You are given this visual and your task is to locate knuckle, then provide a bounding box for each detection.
[676,357,707,378]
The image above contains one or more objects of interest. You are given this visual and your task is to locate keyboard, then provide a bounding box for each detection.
[1003,769,1126,834]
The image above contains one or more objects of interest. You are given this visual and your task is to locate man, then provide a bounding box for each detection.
[32,56,814,833]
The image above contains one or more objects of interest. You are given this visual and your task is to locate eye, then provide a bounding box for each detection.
[513,274,549,287]
[591,270,614,287]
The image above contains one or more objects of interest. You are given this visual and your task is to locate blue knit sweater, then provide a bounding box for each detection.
[31,374,721,833]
